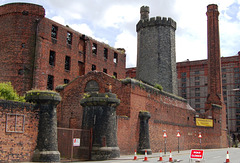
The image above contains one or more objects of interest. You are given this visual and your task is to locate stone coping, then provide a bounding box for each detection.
[80,92,120,107]
[121,78,187,102]
[25,90,61,104]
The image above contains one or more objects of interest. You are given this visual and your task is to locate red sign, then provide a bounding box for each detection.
[163,132,167,138]
[190,149,204,159]
[177,132,181,137]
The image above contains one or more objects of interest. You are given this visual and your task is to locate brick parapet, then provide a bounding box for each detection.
[122,78,187,103]
[0,3,45,17]
[136,16,176,32]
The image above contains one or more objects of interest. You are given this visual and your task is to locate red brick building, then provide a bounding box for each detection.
[0,3,126,95]
[177,54,240,142]
[57,71,227,155]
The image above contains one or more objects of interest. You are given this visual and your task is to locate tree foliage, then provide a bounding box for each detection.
[0,82,25,102]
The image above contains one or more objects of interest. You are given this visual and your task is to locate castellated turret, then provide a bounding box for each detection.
[136,6,178,95]
[140,6,149,20]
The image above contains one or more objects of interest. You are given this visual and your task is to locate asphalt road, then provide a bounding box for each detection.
[75,148,240,163]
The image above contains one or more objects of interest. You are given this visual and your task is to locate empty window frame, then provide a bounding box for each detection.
[195,82,200,86]
[92,64,96,71]
[181,72,186,77]
[104,48,108,59]
[234,68,239,72]
[113,52,118,63]
[195,104,200,108]
[103,68,107,73]
[51,25,58,39]
[113,72,117,78]
[195,71,200,74]
[195,87,200,91]
[182,94,187,99]
[92,43,97,55]
[47,75,54,90]
[64,79,69,84]
[49,50,56,66]
[6,113,25,133]
[195,98,200,102]
[195,76,200,80]
[181,78,186,82]
[67,32,72,44]
[195,93,200,97]
[65,56,71,71]
[182,89,186,93]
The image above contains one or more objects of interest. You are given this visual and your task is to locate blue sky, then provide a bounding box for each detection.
[1,0,240,68]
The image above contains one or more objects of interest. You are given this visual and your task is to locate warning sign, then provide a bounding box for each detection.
[73,138,80,146]
[190,149,204,159]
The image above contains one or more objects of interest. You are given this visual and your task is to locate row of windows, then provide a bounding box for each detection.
[91,64,117,78]
[51,25,72,45]
[222,67,240,73]
[49,50,71,71]
[92,43,118,63]
[181,71,202,77]
[181,67,239,77]
[181,76,201,83]
[51,25,119,64]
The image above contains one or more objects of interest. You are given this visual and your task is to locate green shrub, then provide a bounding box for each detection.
[0,82,25,102]
[154,83,163,91]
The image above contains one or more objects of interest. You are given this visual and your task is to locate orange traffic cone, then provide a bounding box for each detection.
[143,150,148,161]
[158,149,163,161]
[169,150,173,162]
[133,149,137,160]
[225,151,230,163]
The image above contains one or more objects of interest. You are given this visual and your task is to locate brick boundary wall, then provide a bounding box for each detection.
[57,72,228,155]
[0,100,39,162]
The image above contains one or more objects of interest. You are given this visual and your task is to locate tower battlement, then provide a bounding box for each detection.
[136,16,176,32]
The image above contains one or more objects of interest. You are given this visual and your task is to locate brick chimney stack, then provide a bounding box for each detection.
[205,4,223,109]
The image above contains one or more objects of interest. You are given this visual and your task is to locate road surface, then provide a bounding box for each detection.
[75,148,239,163]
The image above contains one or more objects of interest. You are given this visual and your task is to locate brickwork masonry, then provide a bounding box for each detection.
[0,100,39,162]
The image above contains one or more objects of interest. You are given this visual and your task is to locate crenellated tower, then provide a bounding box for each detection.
[136,6,178,95]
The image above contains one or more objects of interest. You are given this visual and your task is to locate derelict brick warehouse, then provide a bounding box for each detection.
[0,3,126,96]
[0,2,228,162]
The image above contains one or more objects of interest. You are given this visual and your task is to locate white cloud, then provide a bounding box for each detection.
[176,34,207,62]
[51,16,65,25]
[114,30,137,68]
[99,5,138,28]
[70,23,94,37]
[70,23,109,44]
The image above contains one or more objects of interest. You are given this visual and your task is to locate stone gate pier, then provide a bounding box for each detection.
[80,92,120,160]
[138,111,152,154]
[25,90,61,162]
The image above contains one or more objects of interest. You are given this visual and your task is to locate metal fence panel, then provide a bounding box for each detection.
[57,127,91,161]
